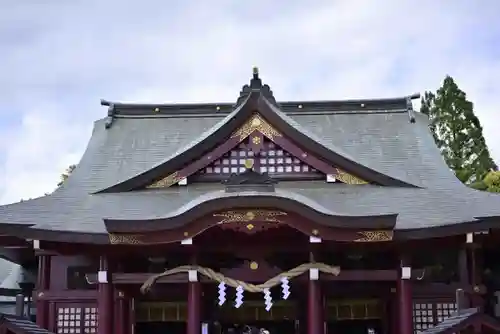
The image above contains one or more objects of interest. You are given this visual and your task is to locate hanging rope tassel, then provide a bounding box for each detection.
[218,282,226,306]
[263,288,273,311]
[281,277,290,300]
[235,285,244,308]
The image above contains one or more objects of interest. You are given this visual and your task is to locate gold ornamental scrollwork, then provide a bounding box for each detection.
[213,210,287,224]
[335,168,368,185]
[354,231,393,242]
[232,114,282,141]
[147,171,184,189]
[109,233,144,245]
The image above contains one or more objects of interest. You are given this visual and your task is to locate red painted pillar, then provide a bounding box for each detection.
[397,256,413,334]
[187,281,201,334]
[115,292,128,334]
[36,255,51,329]
[98,256,114,334]
[308,273,323,334]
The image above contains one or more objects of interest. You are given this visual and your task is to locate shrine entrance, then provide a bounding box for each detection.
[326,299,384,334]
[135,301,299,334]
[214,301,298,334]
[135,302,187,334]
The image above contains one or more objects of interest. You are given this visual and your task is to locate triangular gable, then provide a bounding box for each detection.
[147,113,367,188]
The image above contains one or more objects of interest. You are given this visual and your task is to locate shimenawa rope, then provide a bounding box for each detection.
[141,262,340,294]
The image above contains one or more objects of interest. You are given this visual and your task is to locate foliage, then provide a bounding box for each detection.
[57,164,76,187]
[420,76,497,185]
[483,171,500,193]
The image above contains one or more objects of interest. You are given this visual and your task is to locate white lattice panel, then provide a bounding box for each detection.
[413,301,457,333]
[200,139,319,176]
[56,305,97,334]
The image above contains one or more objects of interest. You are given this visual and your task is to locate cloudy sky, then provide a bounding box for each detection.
[0,1,499,204]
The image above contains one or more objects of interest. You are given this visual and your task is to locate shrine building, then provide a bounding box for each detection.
[1,68,500,334]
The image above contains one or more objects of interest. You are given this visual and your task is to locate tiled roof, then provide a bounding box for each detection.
[0,313,54,334]
[1,78,500,237]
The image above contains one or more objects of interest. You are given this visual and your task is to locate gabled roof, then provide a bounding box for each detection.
[0,69,499,242]
[0,314,54,334]
[60,70,469,194]
[97,73,415,192]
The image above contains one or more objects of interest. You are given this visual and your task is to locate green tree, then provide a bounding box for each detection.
[483,171,500,193]
[57,164,76,187]
[420,76,497,185]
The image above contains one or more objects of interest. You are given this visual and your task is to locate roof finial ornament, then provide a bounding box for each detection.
[250,66,262,90]
[253,66,259,79]
[234,66,278,107]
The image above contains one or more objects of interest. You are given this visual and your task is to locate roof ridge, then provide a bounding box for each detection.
[112,109,410,120]
[100,68,420,127]
[101,95,420,125]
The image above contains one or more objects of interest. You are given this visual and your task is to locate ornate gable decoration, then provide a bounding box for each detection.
[147,113,367,188]
[336,169,367,185]
[232,114,281,141]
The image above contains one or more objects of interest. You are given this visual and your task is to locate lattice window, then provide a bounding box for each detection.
[413,302,434,331]
[413,301,457,333]
[203,142,251,175]
[195,138,323,180]
[56,305,97,334]
[435,302,457,322]
[258,140,318,175]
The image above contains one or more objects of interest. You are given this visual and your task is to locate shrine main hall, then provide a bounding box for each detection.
[1,69,500,334]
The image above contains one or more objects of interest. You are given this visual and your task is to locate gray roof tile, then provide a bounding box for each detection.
[1,97,500,236]
[0,313,54,333]
[0,182,499,234]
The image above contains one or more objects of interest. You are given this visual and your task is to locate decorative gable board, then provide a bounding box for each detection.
[192,137,323,181]
[146,113,368,188]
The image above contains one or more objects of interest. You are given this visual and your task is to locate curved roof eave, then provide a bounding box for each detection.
[103,190,399,233]
[97,91,416,193]
[394,218,500,240]
[0,214,496,244]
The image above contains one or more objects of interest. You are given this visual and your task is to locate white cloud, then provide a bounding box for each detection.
[1,0,500,203]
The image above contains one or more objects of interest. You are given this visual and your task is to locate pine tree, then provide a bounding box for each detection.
[420,76,497,185]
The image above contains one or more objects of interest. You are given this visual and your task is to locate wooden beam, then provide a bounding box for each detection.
[86,269,400,285]
[34,290,98,301]
[0,235,29,247]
